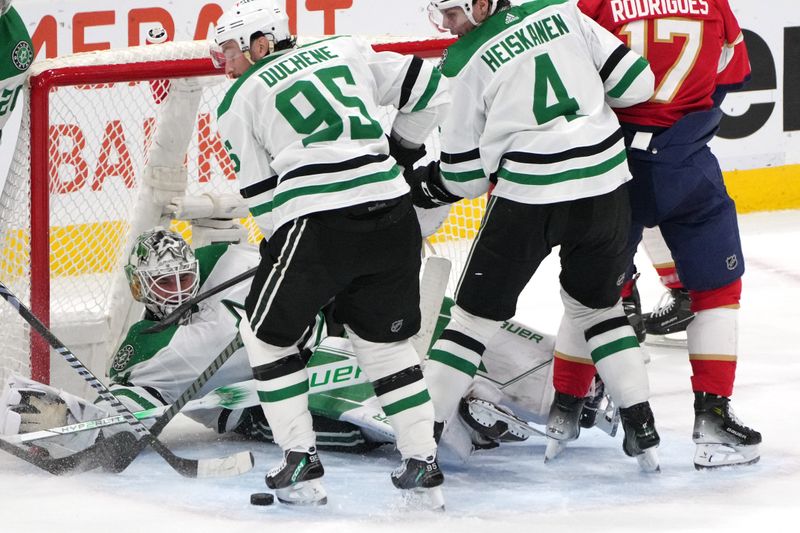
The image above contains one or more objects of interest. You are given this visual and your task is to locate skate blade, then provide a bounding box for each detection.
[594,401,620,438]
[399,486,446,512]
[636,447,660,473]
[468,398,541,439]
[693,443,760,470]
[644,333,687,349]
[544,438,567,463]
[275,479,328,506]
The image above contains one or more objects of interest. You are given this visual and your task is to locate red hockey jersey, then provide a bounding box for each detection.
[578,0,750,127]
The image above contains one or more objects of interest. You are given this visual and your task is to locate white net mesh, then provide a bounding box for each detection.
[0,38,483,386]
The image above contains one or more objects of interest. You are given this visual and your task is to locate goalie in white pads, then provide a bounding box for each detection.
[408,0,661,472]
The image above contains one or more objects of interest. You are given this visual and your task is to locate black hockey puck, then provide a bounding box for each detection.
[250,492,275,506]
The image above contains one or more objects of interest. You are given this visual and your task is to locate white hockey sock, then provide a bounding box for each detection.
[687,307,738,356]
[561,289,650,408]
[346,327,436,459]
[425,305,500,423]
[241,319,315,451]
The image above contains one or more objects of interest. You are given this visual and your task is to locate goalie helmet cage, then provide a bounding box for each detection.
[0,36,483,392]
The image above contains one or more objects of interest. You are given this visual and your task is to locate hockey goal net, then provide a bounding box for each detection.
[0,36,483,391]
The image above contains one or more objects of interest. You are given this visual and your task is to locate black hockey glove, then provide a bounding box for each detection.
[388,134,427,170]
[404,161,462,209]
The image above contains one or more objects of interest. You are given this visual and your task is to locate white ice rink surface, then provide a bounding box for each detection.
[1,209,797,533]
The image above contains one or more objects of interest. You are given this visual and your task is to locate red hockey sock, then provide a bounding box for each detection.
[690,359,736,397]
[553,355,596,398]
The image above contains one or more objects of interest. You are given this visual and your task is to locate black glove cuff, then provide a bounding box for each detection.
[388,135,427,169]
[406,161,462,209]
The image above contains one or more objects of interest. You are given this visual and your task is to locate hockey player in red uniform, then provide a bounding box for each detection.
[578,0,762,469]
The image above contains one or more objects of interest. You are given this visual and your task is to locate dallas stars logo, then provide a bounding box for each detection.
[12,41,32,71]
[112,344,135,372]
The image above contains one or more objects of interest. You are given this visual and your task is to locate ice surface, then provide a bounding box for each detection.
[2,210,798,533]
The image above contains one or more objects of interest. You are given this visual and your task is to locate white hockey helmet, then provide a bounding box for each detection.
[1,0,12,16]
[428,0,498,29]
[213,0,291,52]
[125,228,200,321]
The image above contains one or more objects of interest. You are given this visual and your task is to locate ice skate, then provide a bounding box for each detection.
[391,454,445,511]
[579,375,620,437]
[623,278,646,343]
[693,392,761,470]
[644,288,694,343]
[619,401,661,472]
[460,397,541,445]
[265,447,327,505]
[544,391,585,462]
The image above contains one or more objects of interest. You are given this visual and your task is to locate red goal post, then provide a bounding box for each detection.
[0,35,483,391]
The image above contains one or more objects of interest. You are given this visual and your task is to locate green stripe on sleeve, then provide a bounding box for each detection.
[441,168,486,183]
[110,388,157,410]
[608,57,650,99]
[411,69,442,112]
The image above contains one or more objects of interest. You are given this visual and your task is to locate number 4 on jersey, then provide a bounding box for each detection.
[532,53,580,124]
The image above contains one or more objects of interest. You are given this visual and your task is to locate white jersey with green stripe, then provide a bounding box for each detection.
[0,6,33,133]
[438,0,654,204]
[217,35,449,238]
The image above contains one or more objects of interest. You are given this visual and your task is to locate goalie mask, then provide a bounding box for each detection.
[125,229,200,321]
[211,0,292,68]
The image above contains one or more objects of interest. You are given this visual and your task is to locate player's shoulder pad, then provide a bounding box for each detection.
[441,0,571,78]
[108,321,179,378]
[194,242,231,286]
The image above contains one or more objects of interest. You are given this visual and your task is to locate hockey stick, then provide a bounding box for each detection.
[411,255,451,361]
[0,428,139,475]
[0,281,252,477]
[142,266,258,334]
[8,353,374,445]
[104,333,252,477]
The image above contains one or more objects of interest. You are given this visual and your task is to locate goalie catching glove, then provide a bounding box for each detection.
[404,161,463,209]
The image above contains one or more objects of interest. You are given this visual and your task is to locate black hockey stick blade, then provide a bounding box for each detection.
[141,266,257,334]
[0,431,136,476]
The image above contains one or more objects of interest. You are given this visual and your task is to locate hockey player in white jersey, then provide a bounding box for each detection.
[211,0,451,507]
[0,0,33,140]
[407,0,661,471]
